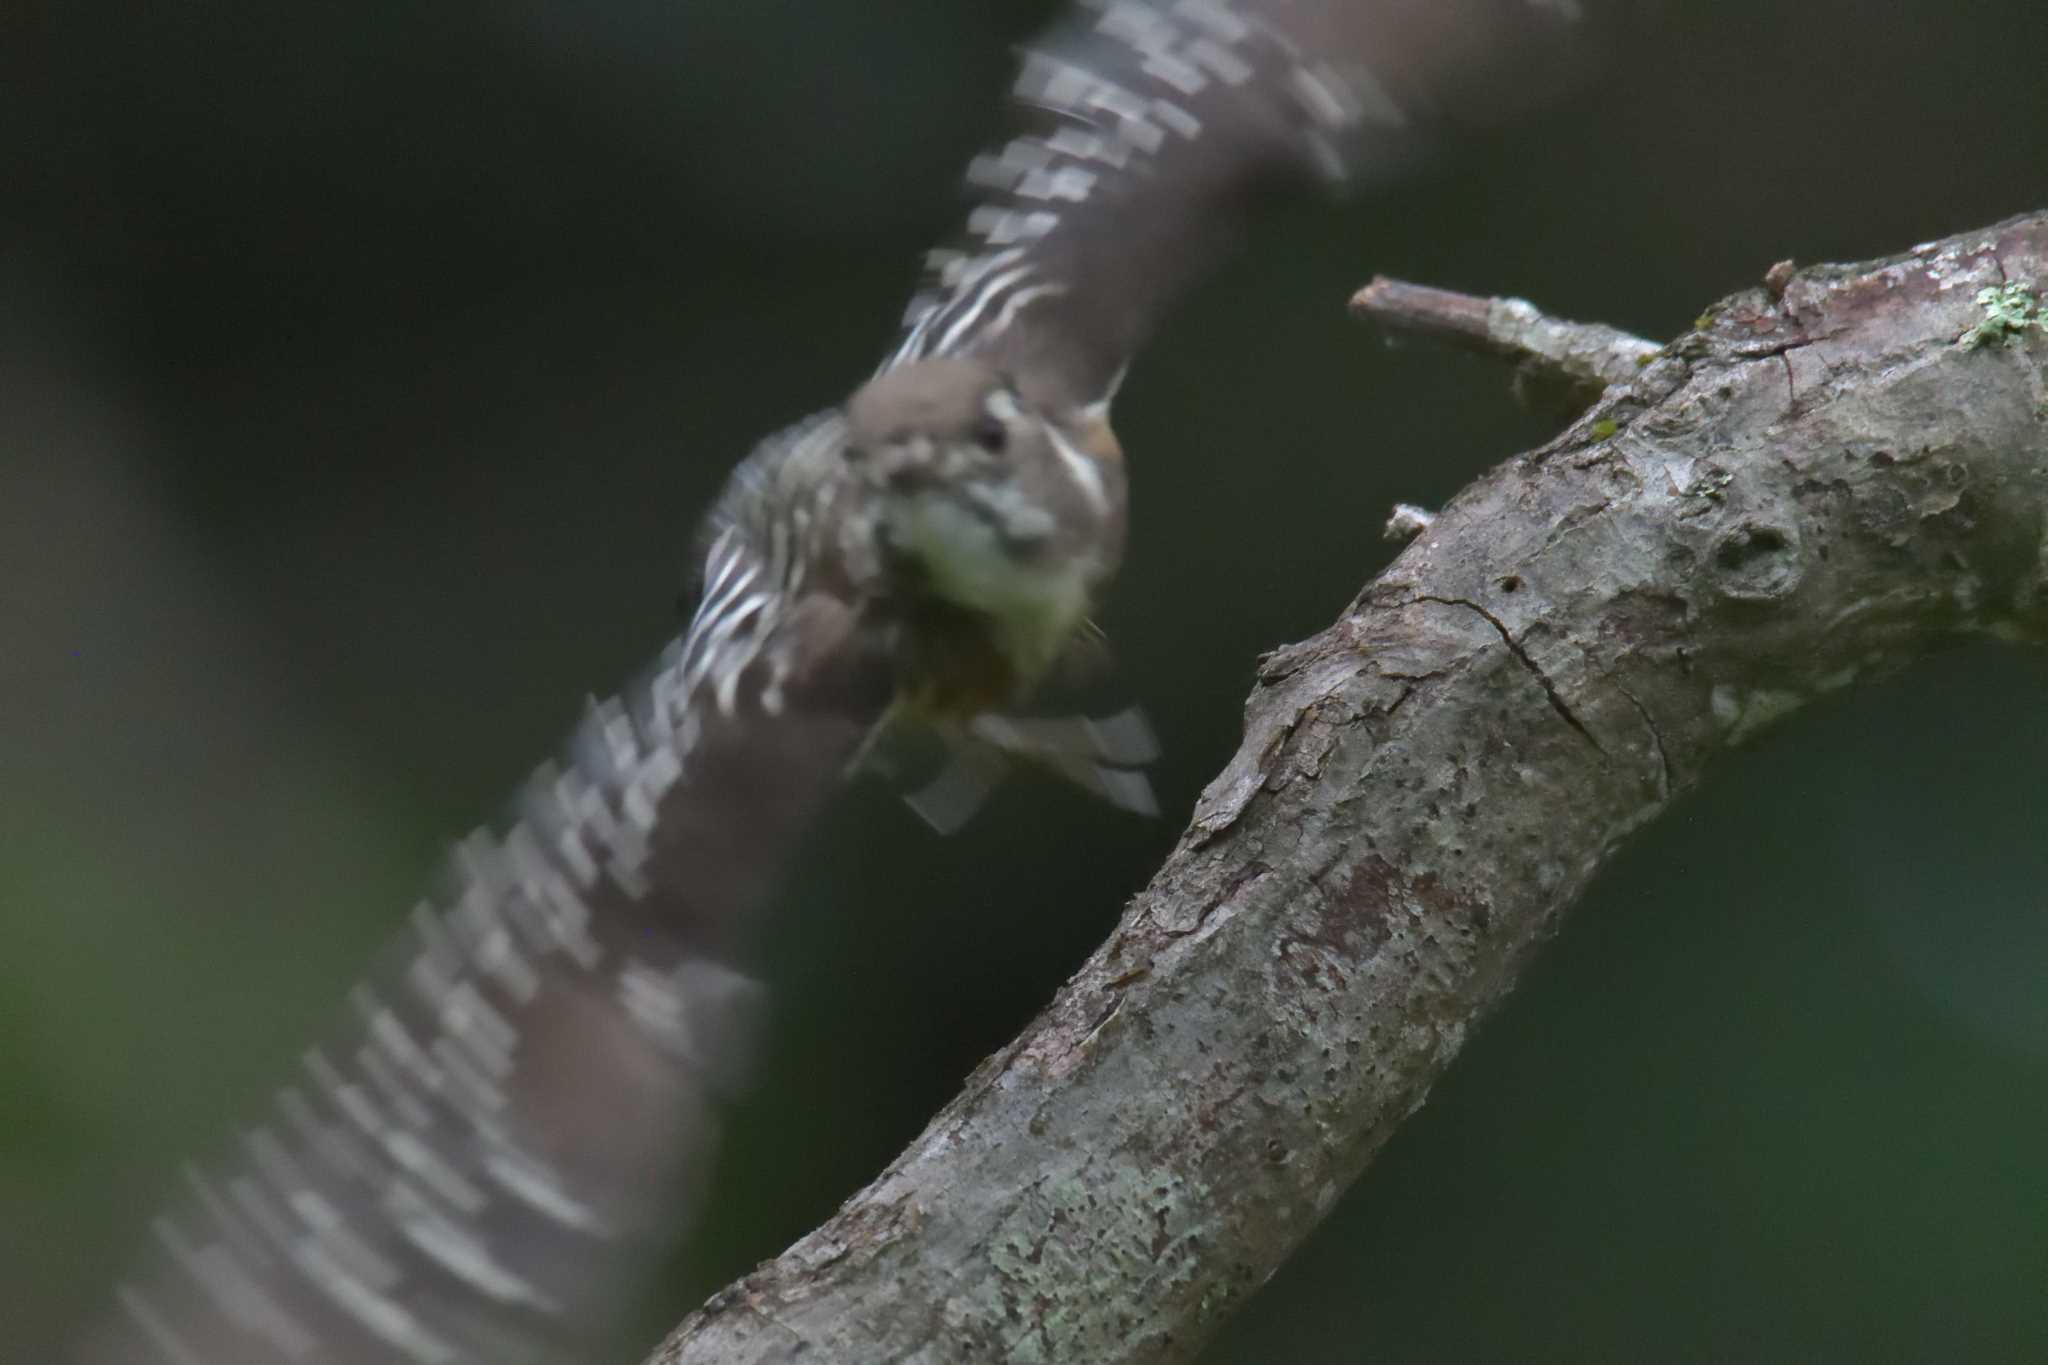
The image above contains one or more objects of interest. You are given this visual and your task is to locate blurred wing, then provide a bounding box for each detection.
[871,704,1162,833]
[77,516,892,1365]
[887,0,1587,410]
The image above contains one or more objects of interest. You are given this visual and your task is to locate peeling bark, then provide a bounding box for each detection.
[649,212,2048,1365]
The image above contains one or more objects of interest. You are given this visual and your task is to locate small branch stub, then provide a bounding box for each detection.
[1764,258,1797,300]
[1351,275,1661,416]
[1383,502,1437,542]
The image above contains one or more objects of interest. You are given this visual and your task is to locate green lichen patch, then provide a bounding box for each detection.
[967,1158,1220,1362]
[1960,281,2047,349]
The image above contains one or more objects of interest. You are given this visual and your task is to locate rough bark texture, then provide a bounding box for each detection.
[650,213,2048,1365]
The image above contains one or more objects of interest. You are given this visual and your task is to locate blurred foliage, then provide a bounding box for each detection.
[4,1,2047,1360]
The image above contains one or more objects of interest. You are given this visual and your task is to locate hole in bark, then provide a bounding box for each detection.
[1709,518,1805,601]
[1715,524,1790,570]
[1498,575,1523,593]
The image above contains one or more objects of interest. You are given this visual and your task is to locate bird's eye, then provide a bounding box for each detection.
[972,414,1008,454]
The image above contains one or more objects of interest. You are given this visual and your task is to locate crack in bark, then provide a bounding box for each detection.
[1615,684,1673,800]
[1414,594,1606,755]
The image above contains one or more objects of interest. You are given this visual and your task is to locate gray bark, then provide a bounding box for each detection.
[650,212,2048,1364]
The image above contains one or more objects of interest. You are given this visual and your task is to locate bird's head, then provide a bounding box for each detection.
[843,357,1126,689]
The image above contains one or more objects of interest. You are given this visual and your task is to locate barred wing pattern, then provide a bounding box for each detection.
[887,0,1583,410]
[77,3,1586,1361]
[78,418,894,1365]
[682,409,872,724]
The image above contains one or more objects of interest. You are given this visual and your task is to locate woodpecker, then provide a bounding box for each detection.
[678,0,1585,807]
[74,3,1585,1362]
[682,355,1148,825]
[684,357,1125,721]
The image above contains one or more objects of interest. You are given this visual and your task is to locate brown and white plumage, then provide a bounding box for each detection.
[76,630,891,1365]
[75,3,1583,1361]
[888,0,1586,410]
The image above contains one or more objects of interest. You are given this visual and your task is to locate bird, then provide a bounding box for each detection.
[72,2,1585,1361]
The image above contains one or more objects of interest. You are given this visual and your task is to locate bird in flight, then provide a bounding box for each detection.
[75,3,1584,1361]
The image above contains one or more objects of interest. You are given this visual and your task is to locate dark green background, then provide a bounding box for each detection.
[5,2,2047,1359]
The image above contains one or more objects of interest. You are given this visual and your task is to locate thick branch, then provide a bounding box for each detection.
[651,213,2048,1364]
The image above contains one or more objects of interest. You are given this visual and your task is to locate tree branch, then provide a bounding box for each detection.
[649,212,2048,1365]
[1351,273,1661,389]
